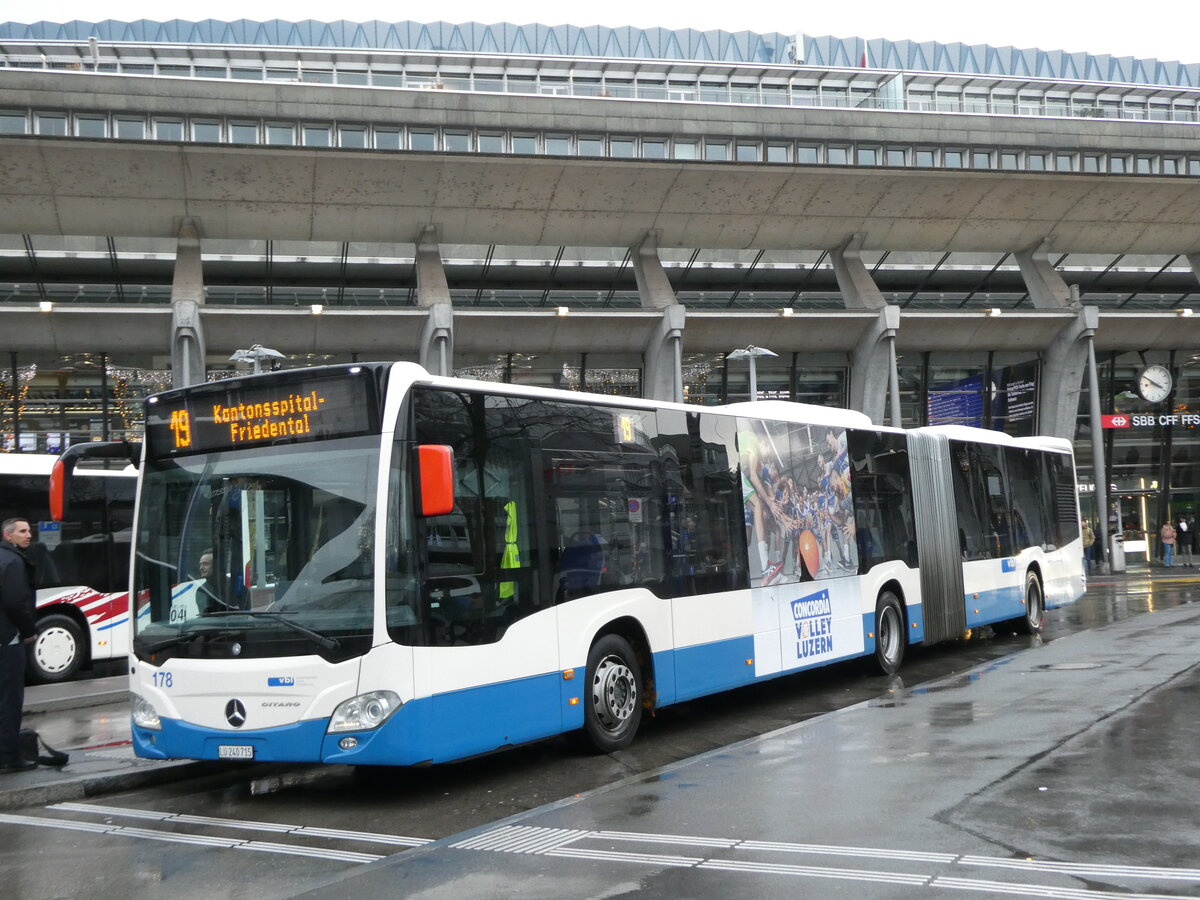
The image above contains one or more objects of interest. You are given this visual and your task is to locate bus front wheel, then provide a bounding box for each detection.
[1013,572,1044,635]
[581,634,643,753]
[872,591,906,676]
[27,614,86,684]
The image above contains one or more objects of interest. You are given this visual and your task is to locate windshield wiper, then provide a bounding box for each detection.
[140,629,228,655]
[201,610,342,652]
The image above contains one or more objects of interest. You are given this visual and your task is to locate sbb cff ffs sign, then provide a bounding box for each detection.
[1102,413,1200,428]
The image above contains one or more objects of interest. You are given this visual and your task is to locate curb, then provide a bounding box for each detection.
[0,759,219,811]
[23,689,128,716]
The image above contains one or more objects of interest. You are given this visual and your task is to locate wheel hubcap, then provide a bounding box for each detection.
[592,654,637,733]
[880,606,900,662]
[35,628,77,674]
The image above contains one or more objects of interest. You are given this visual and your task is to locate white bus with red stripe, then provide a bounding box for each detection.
[0,453,136,682]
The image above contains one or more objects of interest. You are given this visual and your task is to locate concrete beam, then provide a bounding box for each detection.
[850,305,901,425]
[415,225,451,308]
[419,303,455,376]
[830,234,886,310]
[1014,239,1078,309]
[643,304,686,403]
[1040,306,1099,440]
[170,218,206,388]
[631,230,678,309]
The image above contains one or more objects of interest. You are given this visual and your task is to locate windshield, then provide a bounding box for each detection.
[133,436,380,662]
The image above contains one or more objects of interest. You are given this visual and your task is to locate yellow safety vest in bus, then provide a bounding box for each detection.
[499,500,519,600]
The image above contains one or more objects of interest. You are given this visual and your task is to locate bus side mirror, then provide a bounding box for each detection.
[51,441,141,522]
[417,445,455,517]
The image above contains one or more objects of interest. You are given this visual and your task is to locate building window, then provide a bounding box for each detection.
[673,141,699,160]
[153,120,184,141]
[478,133,505,153]
[228,122,258,144]
[1055,153,1075,172]
[1109,155,1128,173]
[338,127,366,148]
[266,124,295,146]
[611,137,636,158]
[643,139,667,159]
[75,115,107,138]
[545,134,571,155]
[766,143,790,163]
[303,126,331,147]
[797,145,819,164]
[827,145,850,165]
[1000,152,1019,170]
[0,112,26,134]
[736,143,761,162]
[36,113,68,136]
[971,150,992,169]
[943,150,964,168]
[511,134,537,154]
[192,121,221,142]
[885,147,907,166]
[375,129,401,150]
[115,118,146,140]
[195,66,225,79]
[704,142,730,161]
[230,67,261,81]
[1083,154,1102,173]
[337,70,369,86]
[444,132,471,152]
[578,136,605,157]
[1135,156,1155,174]
[1027,153,1048,171]
[410,130,437,151]
[857,147,880,166]
[915,149,936,167]
[1162,157,1179,175]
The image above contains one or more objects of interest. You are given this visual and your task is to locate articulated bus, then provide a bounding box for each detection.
[64,362,1083,765]
[0,454,136,682]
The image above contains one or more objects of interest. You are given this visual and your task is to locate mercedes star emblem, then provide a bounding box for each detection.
[225,698,247,728]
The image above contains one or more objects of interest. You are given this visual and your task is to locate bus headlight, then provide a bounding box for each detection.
[132,693,162,731]
[327,691,402,733]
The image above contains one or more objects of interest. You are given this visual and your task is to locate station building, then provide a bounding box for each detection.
[1,20,1199,559]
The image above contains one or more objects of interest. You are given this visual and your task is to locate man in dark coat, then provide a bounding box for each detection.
[0,518,38,772]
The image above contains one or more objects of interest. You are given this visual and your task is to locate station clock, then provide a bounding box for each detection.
[1136,364,1173,403]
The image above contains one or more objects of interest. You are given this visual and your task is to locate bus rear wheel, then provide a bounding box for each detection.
[1013,572,1044,635]
[27,614,86,684]
[872,591,906,676]
[581,634,643,753]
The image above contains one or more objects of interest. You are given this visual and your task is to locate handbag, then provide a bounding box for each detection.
[17,729,70,768]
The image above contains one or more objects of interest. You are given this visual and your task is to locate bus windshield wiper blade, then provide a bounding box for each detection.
[201,610,342,651]
[140,630,208,654]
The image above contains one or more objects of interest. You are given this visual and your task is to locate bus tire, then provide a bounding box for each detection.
[872,591,906,676]
[27,614,86,684]
[1013,571,1044,635]
[581,634,643,753]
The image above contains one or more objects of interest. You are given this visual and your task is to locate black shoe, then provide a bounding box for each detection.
[0,758,38,773]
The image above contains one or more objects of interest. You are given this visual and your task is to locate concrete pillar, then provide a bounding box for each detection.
[415,225,452,307]
[643,304,686,403]
[419,302,455,376]
[1040,305,1098,440]
[850,305,901,425]
[170,218,206,388]
[1015,239,1078,309]
[631,230,678,309]
[830,234,886,310]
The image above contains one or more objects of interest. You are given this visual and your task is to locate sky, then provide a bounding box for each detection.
[9,0,1200,66]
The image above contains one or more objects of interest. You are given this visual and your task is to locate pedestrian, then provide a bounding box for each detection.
[0,518,38,773]
[1177,516,1195,567]
[1081,520,1095,573]
[1159,520,1176,568]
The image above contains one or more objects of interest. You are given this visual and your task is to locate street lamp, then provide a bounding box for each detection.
[229,344,285,374]
[727,345,777,402]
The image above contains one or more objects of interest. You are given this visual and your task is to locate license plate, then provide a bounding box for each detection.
[218,744,254,760]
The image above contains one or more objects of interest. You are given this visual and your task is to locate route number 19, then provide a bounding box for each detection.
[169,409,192,449]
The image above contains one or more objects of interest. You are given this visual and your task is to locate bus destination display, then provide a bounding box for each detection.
[147,372,374,457]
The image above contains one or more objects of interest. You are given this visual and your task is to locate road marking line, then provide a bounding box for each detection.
[700,857,929,886]
[48,801,430,847]
[1,811,384,865]
[958,855,1200,882]
[740,838,958,863]
[548,847,703,867]
[934,875,1186,899]
[593,829,738,848]
[451,825,591,854]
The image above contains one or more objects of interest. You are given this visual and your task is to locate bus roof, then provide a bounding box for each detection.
[915,425,1073,454]
[0,453,136,477]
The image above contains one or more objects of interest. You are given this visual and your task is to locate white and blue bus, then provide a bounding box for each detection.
[63,362,1083,765]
